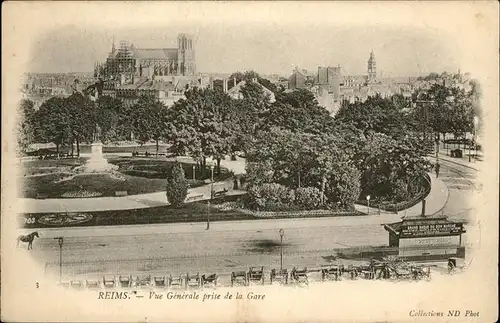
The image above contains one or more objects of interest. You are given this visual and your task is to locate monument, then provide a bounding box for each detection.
[76,124,118,173]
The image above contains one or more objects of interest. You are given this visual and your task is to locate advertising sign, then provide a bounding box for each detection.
[400,222,463,238]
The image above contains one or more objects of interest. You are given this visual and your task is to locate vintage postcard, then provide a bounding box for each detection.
[1,1,499,322]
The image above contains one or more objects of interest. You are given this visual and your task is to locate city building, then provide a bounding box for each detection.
[367,50,377,83]
[94,33,200,107]
[226,78,276,103]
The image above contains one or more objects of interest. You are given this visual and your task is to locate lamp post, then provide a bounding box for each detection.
[206,164,214,230]
[54,237,63,283]
[192,165,196,180]
[473,116,479,161]
[279,229,284,272]
[366,195,371,215]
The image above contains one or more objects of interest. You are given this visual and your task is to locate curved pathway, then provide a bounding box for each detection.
[18,155,449,216]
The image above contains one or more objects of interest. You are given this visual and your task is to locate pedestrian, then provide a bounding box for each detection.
[435,162,441,178]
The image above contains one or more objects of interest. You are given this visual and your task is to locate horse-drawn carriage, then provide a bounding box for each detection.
[201,273,218,288]
[118,275,132,288]
[167,275,184,289]
[103,275,116,288]
[231,271,248,287]
[248,267,265,285]
[186,273,201,289]
[321,265,343,281]
[290,267,308,286]
[270,269,288,285]
[134,275,152,288]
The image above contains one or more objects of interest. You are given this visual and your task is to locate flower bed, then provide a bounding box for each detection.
[61,190,103,198]
[357,174,432,213]
[240,209,364,218]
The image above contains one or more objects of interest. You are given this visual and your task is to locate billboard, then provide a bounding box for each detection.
[400,222,464,238]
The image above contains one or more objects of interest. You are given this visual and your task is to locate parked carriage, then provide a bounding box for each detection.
[86,280,100,289]
[410,265,431,280]
[248,267,265,285]
[343,265,360,280]
[358,264,375,279]
[186,273,201,289]
[270,269,288,285]
[321,265,343,281]
[231,271,248,287]
[167,275,184,289]
[153,276,167,288]
[290,267,308,286]
[103,275,116,288]
[201,273,218,288]
[134,275,152,288]
[118,275,132,288]
[70,280,84,290]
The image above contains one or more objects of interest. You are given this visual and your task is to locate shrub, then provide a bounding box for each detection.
[166,162,188,208]
[325,164,361,210]
[295,186,323,210]
[247,183,295,211]
[245,160,274,186]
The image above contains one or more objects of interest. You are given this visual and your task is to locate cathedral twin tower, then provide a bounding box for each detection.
[95,33,196,82]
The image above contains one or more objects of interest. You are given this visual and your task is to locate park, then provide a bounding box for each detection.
[16,71,481,226]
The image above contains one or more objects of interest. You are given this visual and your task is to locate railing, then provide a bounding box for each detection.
[239,209,363,218]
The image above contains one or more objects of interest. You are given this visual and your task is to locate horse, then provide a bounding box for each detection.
[17,231,40,250]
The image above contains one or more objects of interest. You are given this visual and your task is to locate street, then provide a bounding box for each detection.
[16,160,478,281]
[433,158,479,222]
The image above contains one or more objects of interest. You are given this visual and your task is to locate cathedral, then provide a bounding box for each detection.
[92,33,200,108]
[94,33,196,84]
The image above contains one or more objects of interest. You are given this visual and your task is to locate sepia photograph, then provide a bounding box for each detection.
[2,1,498,322]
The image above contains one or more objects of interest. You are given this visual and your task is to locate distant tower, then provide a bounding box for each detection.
[367,50,376,82]
[177,34,196,76]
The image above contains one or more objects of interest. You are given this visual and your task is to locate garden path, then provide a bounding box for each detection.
[18,154,449,216]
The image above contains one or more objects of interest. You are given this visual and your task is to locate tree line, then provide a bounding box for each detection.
[17,71,479,209]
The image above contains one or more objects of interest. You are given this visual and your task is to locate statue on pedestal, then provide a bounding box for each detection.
[93,123,102,143]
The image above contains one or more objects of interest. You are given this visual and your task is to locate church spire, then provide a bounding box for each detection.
[367,50,376,83]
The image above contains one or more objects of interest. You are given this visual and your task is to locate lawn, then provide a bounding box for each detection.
[20,196,252,229]
[19,157,232,199]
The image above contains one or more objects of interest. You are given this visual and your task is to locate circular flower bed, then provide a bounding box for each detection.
[61,190,103,198]
[38,213,94,226]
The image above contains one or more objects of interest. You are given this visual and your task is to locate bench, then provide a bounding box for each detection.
[212,188,228,198]
[186,194,203,202]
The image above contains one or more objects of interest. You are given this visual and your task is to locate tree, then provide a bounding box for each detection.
[166,161,188,207]
[16,99,36,154]
[335,94,409,138]
[359,132,430,201]
[66,92,94,156]
[324,163,361,210]
[96,95,123,142]
[167,88,235,174]
[130,96,169,156]
[267,88,335,134]
[35,97,71,157]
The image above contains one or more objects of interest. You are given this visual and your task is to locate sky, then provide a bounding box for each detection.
[28,23,460,77]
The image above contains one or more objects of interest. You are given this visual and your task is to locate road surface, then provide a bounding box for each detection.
[19,215,402,280]
[16,160,477,281]
[433,158,479,222]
